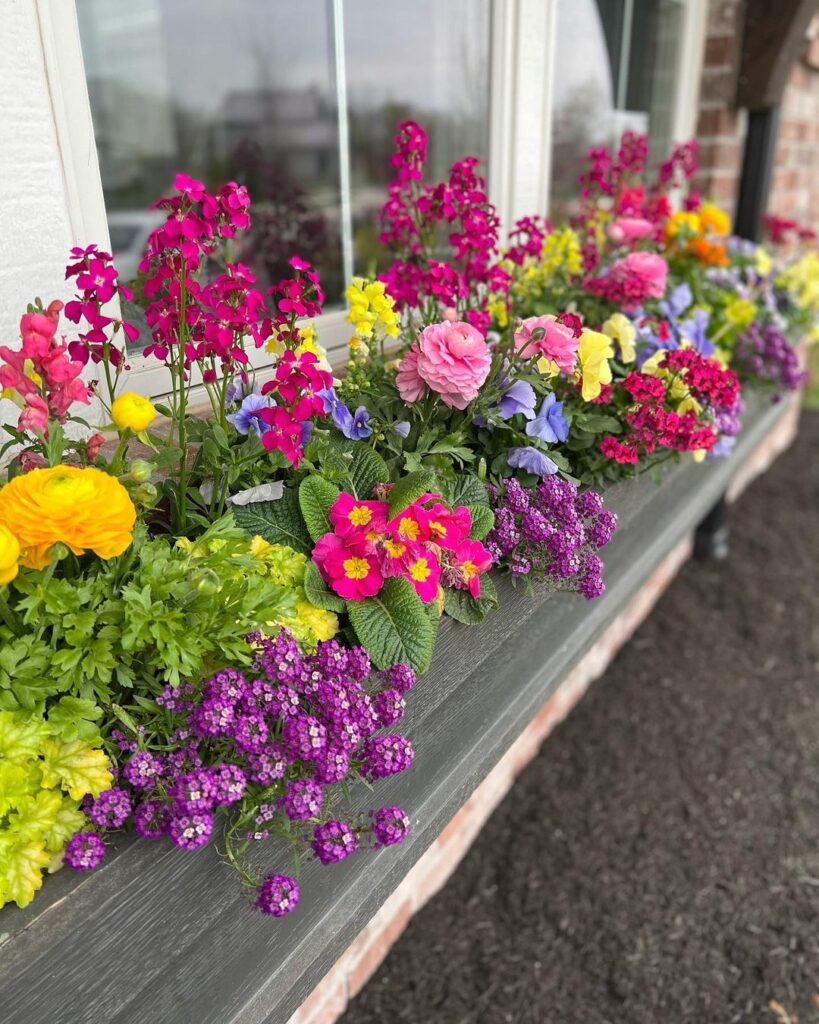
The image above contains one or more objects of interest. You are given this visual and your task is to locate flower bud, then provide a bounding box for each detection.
[133,482,158,506]
[129,459,154,483]
[193,568,220,596]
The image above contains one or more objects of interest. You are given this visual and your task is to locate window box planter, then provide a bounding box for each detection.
[0,391,798,1024]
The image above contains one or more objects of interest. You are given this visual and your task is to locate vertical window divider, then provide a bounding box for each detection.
[616,0,635,111]
[332,0,354,289]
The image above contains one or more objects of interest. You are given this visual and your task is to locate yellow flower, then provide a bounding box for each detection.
[0,466,136,569]
[777,252,819,314]
[111,391,156,432]
[724,298,757,329]
[577,329,614,402]
[294,599,338,643]
[699,202,731,237]
[665,211,701,242]
[602,313,637,364]
[642,349,701,414]
[0,524,20,585]
[346,277,400,341]
[754,246,773,277]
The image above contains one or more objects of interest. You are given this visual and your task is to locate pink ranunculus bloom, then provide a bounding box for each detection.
[400,320,491,411]
[513,316,579,375]
[312,533,384,601]
[442,307,458,322]
[607,217,654,244]
[610,252,668,299]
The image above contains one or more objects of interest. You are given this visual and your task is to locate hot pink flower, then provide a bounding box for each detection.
[397,320,491,410]
[610,252,668,299]
[513,316,579,374]
[403,547,440,603]
[418,501,471,550]
[445,538,493,599]
[312,533,383,601]
[607,217,654,244]
[328,494,389,540]
[18,394,49,434]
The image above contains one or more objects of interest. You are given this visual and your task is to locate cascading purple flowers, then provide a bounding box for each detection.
[70,631,415,918]
[486,477,617,599]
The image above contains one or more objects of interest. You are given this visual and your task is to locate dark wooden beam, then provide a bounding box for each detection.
[736,0,818,111]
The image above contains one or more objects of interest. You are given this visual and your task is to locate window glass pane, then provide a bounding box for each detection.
[550,0,686,220]
[344,0,492,272]
[76,0,344,332]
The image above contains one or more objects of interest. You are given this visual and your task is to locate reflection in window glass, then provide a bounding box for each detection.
[76,0,344,310]
[344,0,491,272]
[550,0,685,220]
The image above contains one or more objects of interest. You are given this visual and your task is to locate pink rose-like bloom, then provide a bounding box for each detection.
[513,316,579,374]
[396,321,491,410]
[609,251,668,299]
[607,217,654,244]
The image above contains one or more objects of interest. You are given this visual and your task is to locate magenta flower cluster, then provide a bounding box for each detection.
[486,477,617,599]
[71,631,415,918]
[378,120,510,333]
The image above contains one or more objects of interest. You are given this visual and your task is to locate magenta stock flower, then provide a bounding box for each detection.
[397,320,491,410]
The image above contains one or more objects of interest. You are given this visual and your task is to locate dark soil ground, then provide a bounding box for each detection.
[341,410,819,1024]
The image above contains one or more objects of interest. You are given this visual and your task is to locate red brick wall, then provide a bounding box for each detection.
[768,29,819,231]
[694,3,819,234]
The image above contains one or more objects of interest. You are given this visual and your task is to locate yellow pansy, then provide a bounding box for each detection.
[754,246,773,277]
[602,312,637,364]
[577,329,614,402]
[641,349,701,415]
[111,391,156,433]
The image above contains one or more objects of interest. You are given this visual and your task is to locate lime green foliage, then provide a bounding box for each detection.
[0,515,296,711]
[0,702,112,908]
[246,537,339,648]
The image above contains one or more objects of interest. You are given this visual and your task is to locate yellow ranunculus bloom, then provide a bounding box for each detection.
[0,524,20,585]
[0,467,136,569]
[577,329,614,402]
[602,312,637,364]
[698,202,731,237]
[111,391,157,432]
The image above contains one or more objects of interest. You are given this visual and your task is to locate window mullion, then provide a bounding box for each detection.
[332,0,354,288]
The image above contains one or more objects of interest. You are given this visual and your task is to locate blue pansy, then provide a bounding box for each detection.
[507,446,558,477]
[497,379,537,421]
[526,393,569,444]
[678,308,715,355]
[347,407,373,440]
[226,393,269,436]
[393,421,411,438]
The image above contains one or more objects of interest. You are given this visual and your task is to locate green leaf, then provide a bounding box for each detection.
[387,470,438,519]
[578,413,623,433]
[347,577,436,672]
[346,445,390,499]
[467,505,495,540]
[153,447,184,469]
[232,489,312,554]
[446,474,490,508]
[45,697,102,744]
[298,475,340,542]
[443,575,499,625]
[302,560,346,613]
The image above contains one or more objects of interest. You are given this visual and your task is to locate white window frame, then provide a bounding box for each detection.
[37,0,703,396]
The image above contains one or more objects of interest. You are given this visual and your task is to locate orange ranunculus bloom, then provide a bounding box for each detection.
[688,238,730,267]
[0,466,136,569]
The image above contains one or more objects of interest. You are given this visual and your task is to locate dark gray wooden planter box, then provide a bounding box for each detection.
[0,393,793,1024]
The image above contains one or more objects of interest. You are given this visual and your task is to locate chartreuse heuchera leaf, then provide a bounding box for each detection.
[347,576,437,672]
[0,706,112,909]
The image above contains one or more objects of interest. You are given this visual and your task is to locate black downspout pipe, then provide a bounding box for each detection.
[733,105,782,242]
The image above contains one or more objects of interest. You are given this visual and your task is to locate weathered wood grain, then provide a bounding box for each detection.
[0,394,792,1024]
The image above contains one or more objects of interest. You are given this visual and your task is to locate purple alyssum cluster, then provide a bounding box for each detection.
[734,321,806,396]
[65,631,415,919]
[486,477,617,599]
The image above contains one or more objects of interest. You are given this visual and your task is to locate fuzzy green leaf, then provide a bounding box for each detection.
[443,575,499,625]
[387,470,438,519]
[302,560,346,613]
[445,474,490,508]
[298,475,340,542]
[232,489,312,553]
[345,444,390,499]
[467,505,495,540]
[347,577,436,672]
